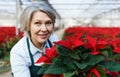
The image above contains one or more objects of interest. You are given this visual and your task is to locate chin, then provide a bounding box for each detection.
[38,39,47,44]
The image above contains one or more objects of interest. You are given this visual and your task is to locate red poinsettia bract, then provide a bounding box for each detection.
[84,35,109,55]
[111,39,120,53]
[36,45,58,64]
[104,68,120,77]
[87,68,100,77]
[55,34,83,51]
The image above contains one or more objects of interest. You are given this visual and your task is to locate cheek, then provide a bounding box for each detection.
[30,25,37,35]
[48,26,54,32]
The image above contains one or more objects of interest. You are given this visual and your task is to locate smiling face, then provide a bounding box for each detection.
[29,11,54,49]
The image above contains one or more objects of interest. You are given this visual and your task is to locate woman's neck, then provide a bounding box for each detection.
[37,43,45,50]
[30,38,45,50]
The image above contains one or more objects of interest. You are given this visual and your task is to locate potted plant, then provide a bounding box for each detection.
[36,33,120,77]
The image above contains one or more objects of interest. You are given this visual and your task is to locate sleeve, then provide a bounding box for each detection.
[10,51,31,77]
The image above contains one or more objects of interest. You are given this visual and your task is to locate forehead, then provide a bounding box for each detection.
[31,11,52,21]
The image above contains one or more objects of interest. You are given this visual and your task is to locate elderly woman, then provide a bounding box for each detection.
[10,4,58,77]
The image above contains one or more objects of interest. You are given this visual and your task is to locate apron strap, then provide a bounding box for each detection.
[48,39,52,48]
[26,37,34,66]
[26,38,53,66]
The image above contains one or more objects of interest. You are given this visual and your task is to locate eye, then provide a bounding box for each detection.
[34,22,42,26]
[34,22,40,24]
[46,21,53,26]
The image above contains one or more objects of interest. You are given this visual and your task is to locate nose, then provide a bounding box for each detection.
[40,24,47,31]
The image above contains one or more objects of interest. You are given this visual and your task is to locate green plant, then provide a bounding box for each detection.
[3,36,21,60]
[0,36,21,73]
[36,34,120,77]
[5,36,20,52]
[0,47,4,59]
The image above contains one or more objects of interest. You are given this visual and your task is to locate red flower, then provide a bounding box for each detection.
[55,35,83,50]
[96,40,109,50]
[111,39,120,53]
[104,68,120,77]
[55,40,71,50]
[36,45,58,64]
[84,35,99,55]
[112,72,120,77]
[66,35,83,49]
[87,68,100,77]
[84,35,109,55]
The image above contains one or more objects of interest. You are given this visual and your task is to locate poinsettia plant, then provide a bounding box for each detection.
[36,33,120,77]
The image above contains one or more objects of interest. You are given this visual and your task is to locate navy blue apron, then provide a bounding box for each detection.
[26,38,52,77]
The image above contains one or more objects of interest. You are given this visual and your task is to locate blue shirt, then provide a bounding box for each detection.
[10,34,59,77]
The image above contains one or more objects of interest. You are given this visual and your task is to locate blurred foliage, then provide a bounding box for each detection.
[0,36,21,73]
[0,36,21,61]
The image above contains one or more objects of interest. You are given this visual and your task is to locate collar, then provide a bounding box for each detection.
[28,37,49,56]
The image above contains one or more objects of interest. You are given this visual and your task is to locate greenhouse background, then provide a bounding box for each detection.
[0,0,120,77]
[0,0,120,28]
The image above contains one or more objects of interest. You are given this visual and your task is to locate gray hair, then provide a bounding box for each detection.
[19,4,56,36]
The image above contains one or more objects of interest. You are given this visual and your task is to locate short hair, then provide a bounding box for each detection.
[19,4,56,36]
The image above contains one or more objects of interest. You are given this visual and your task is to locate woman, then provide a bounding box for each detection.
[10,4,59,77]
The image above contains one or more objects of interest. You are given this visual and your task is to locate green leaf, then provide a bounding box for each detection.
[74,61,87,69]
[70,51,80,60]
[63,56,76,70]
[100,47,113,58]
[64,70,77,77]
[85,54,105,66]
[106,47,113,58]
[37,64,50,74]
[66,60,76,71]
[80,53,89,60]
[44,59,67,74]
[113,54,120,60]
[56,45,71,56]
[63,56,72,64]
[91,75,97,77]
[97,66,106,77]
[101,60,120,72]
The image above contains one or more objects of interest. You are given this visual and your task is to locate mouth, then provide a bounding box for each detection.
[38,34,48,39]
